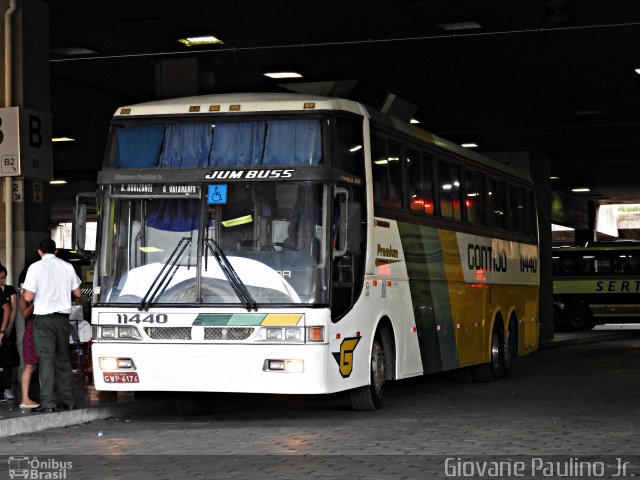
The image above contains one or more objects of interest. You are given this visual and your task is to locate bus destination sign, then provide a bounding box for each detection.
[111,184,201,198]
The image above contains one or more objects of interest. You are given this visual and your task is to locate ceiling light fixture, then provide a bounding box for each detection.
[550,176,560,180]
[574,109,603,115]
[410,119,420,124]
[437,21,482,31]
[571,187,590,193]
[52,137,76,142]
[50,180,67,185]
[178,35,223,47]
[461,143,478,148]
[50,47,97,56]
[264,72,302,79]
[635,68,640,75]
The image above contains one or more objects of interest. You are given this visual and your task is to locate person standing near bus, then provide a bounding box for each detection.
[0,266,19,401]
[18,239,82,413]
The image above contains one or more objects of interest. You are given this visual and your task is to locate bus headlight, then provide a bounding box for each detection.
[258,326,304,343]
[99,357,135,370]
[263,359,304,373]
[97,326,142,340]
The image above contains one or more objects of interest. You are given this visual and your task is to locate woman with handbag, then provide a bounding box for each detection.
[0,266,19,401]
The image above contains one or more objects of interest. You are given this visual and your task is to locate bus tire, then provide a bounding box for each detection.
[566,304,592,330]
[474,325,502,382]
[350,337,385,411]
[502,319,518,378]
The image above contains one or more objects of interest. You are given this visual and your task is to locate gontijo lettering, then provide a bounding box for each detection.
[467,244,507,272]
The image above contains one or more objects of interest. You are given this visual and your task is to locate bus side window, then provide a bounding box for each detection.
[408,149,435,215]
[464,169,486,225]
[371,136,402,208]
[438,159,461,220]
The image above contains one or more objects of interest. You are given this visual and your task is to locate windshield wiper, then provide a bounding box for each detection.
[139,237,192,311]
[205,238,257,311]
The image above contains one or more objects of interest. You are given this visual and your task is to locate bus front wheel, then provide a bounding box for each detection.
[566,304,593,330]
[350,337,385,411]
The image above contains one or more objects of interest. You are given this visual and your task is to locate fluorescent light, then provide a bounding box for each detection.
[550,176,560,180]
[52,137,76,142]
[349,145,362,152]
[374,159,388,165]
[461,143,478,148]
[264,72,302,79]
[437,21,482,31]
[178,36,223,47]
[574,109,603,115]
[50,180,67,185]
[410,119,420,124]
[635,68,640,75]
[571,187,590,193]
[50,47,97,56]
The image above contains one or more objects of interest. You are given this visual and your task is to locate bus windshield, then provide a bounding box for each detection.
[96,182,328,307]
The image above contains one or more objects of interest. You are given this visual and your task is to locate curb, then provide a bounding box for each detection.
[539,331,638,350]
[0,397,174,438]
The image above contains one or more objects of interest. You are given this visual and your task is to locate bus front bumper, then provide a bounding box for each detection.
[91,342,330,394]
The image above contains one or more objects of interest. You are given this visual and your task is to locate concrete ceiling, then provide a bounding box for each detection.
[47,0,640,222]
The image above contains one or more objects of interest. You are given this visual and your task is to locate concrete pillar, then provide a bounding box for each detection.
[529,151,554,341]
[489,150,554,341]
[0,0,51,282]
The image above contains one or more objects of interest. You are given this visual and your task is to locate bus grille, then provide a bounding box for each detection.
[144,327,192,340]
[204,327,254,341]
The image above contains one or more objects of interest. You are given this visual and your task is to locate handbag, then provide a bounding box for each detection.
[0,336,20,367]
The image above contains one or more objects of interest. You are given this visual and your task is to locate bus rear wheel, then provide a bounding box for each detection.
[350,337,385,411]
[502,320,518,378]
[474,325,502,382]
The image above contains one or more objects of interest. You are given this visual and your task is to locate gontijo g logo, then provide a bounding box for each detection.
[332,336,361,378]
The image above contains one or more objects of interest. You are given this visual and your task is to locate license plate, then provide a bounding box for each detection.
[103,372,139,383]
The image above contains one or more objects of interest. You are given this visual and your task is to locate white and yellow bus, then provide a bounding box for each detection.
[91,93,540,410]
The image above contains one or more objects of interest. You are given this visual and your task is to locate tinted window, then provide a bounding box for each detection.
[408,149,434,215]
[464,170,486,224]
[438,160,461,220]
[333,117,364,178]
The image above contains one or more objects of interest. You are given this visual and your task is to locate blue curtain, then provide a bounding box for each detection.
[112,125,164,168]
[159,123,212,168]
[263,120,321,165]
[209,122,265,167]
[146,198,201,232]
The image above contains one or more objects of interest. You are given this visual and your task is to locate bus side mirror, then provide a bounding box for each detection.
[73,191,97,251]
[74,202,87,251]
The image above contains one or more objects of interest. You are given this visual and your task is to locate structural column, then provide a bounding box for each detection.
[0,0,51,283]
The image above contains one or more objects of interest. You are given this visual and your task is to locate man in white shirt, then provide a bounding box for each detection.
[19,238,81,413]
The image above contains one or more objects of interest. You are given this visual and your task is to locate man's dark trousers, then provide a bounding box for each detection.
[33,314,75,408]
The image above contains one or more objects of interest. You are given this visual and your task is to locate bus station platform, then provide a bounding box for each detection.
[0,326,636,438]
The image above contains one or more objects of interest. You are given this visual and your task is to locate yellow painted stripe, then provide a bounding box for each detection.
[261,314,303,326]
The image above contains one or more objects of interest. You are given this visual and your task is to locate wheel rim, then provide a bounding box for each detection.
[490,331,501,372]
[569,308,588,328]
[371,340,385,398]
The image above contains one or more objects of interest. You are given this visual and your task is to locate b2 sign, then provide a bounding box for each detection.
[0,107,52,180]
